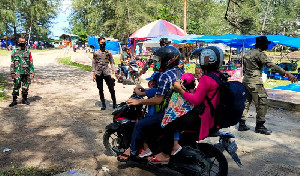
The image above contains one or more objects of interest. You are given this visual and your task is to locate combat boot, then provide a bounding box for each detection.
[22,94,30,105]
[255,121,272,135]
[9,96,18,107]
[238,120,250,131]
[101,99,106,110]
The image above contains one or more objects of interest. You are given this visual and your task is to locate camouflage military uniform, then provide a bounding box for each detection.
[92,49,116,108]
[242,48,285,122]
[10,48,34,97]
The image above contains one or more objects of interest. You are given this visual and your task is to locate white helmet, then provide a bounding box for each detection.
[199,46,224,71]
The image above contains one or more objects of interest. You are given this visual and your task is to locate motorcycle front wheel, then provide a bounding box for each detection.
[197,143,228,176]
[103,129,126,156]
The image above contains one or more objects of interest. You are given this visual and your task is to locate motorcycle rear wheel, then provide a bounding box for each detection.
[197,143,228,176]
[103,130,126,156]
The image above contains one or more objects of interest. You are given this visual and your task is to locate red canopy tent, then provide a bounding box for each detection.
[129,19,184,57]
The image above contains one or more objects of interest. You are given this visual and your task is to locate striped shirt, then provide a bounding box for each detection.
[156,67,184,96]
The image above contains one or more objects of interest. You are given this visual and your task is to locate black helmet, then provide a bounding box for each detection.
[190,48,203,60]
[153,46,180,71]
[196,46,224,71]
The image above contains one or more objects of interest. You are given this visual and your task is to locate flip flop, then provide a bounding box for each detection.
[148,155,168,165]
[117,153,131,162]
[171,146,182,156]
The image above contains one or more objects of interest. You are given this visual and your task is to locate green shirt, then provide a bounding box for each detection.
[10,49,34,75]
[243,48,285,83]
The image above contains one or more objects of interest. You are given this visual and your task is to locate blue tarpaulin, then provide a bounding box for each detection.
[278,38,300,48]
[273,83,300,92]
[0,40,15,47]
[88,36,121,54]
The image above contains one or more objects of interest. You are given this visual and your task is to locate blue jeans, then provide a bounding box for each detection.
[122,65,129,79]
[130,112,165,155]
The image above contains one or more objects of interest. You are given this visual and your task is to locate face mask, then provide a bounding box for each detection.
[100,43,106,51]
[19,43,25,48]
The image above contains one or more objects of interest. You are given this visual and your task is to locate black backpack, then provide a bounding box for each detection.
[205,72,247,128]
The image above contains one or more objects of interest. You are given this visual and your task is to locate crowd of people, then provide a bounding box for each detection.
[9,36,298,165]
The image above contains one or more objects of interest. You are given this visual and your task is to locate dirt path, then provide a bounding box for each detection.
[0,50,300,176]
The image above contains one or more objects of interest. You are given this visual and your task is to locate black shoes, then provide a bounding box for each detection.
[9,96,18,107]
[238,120,250,131]
[22,95,30,105]
[113,103,117,109]
[255,122,272,135]
[101,99,106,110]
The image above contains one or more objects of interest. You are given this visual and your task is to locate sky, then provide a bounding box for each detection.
[49,0,72,38]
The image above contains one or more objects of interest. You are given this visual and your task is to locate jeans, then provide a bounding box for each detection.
[130,112,165,155]
[122,65,129,79]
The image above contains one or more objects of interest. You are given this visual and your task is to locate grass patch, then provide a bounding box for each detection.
[0,49,11,56]
[0,165,66,176]
[0,76,9,100]
[264,79,291,89]
[58,57,92,71]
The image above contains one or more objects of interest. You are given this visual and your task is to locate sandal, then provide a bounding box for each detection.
[117,153,131,162]
[171,146,182,155]
[148,155,169,165]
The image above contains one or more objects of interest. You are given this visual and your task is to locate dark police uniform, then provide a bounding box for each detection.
[92,49,116,108]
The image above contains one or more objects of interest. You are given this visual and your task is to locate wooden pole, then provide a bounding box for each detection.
[184,0,187,35]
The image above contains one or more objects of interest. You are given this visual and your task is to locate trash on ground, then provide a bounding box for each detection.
[102,167,110,172]
[0,89,8,93]
[67,148,75,153]
[98,129,103,133]
[3,148,11,152]
[68,170,76,174]
[278,107,283,111]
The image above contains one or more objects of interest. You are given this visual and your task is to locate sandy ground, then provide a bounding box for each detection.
[0,50,300,176]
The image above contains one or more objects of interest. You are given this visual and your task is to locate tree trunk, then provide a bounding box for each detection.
[261,0,271,34]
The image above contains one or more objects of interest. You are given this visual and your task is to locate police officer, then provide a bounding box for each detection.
[92,37,117,110]
[9,38,35,107]
[238,36,297,135]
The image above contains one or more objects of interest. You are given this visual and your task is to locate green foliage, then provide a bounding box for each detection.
[0,49,11,56]
[58,57,92,71]
[0,0,60,41]
[0,76,9,101]
[263,79,291,89]
[0,165,66,176]
[68,0,300,42]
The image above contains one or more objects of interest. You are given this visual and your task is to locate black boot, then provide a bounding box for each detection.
[101,99,106,110]
[22,94,30,105]
[113,101,117,109]
[255,121,272,135]
[238,120,250,131]
[9,96,18,107]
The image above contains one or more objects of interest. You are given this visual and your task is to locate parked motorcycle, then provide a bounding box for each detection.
[115,60,141,84]
[103,94,242,176]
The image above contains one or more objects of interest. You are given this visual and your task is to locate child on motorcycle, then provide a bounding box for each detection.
[149,46,224,163]
[132,72,160,157]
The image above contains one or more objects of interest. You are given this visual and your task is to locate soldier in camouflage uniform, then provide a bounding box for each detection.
[9,38,35,107]
[238,36,297,135]
[92,37,117,110]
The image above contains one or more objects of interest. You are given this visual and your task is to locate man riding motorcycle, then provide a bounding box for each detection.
[117,46,183,162]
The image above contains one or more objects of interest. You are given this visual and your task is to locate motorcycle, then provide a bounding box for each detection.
[128,60,141,84]
[115,60,141,85]
[103,94,242,176]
